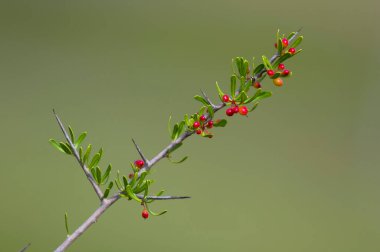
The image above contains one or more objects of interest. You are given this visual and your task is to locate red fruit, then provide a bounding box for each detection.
[193,121,200,128]
[288,48,296,54]
[233,106,239,114]
[134,160,144,169]
[196,129,202,135]
[282,69,290,76]
[222,95,230,103]
[274,43,278,48]
[239,106,248,116]
[282,38,289,47]
[273,78,283,87]
[278,63,285,70]
[226,108,234,116]
[128,173,134,179]
[206,121,213,128]
[200,115,206,121]
[253,82,261,89]
[267,70,275,76]
[142,209,149,219]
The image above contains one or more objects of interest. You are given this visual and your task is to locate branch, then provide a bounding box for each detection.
[136,195,191,200]
[131,138,150,166]
[53,110,104,200]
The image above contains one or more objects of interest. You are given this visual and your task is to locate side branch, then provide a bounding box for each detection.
[53,110,104,200]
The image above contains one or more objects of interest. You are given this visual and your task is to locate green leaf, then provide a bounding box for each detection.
[244,60,249,76]
[184,114,190,127]
[136,171,148,189]
[198,106,206,116]
[273,52,293,67]
[213,119,227,127]
[68,126,75,143]
[79,146,83,161]
[171,123,179,140]
[75,132,87,148]
[272,73,281,79]
[64,212,69,236]
[177,121,185,137]
[145,203,167,216]
[129,172,138,188]
[115,170,123,190]
[123,175,129,188]
[168,156,188,164]
[83,144,92,164]
[49,139,65,153]
[89,153,100,169]
[253,64,265,75]
[126,185,142,203]
[287,31,296,40]
[95,167,102,184]
[103,181,113,198]
[59,142,72,155]
[201,131,213,138]
[244,89,272,104]
[230,75,236,97]
[207,105,214,119]
[156,190,165,196]
[215,82,224,100]
[262,55,273,70]
[290,35,303,48]
[90,167,97,182]
[102,164,112,184]
[277,38,283,55]
[194,95,209,106]
[168,143,183,154]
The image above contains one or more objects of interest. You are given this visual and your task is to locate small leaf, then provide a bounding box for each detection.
[126,185,142,203]
[277,38,283,55]
[123,175,129,188]
[102,164,112,184]
[213,119,227,127]
[262,55,273,70]
[145,203,167,216]
[168,156,188,164]
[249,103,259,112]
[96,166,102,184]
[177,121,185,137]
[83,144,92,164]
[129,172,138,188]
[184,114,190,127]
[75,132,87,148]
[207,105,214,119]
[194,95,209,106]
[287,32,296,40]
[59,142,72,155]
[290,35,303,48]
[49,139,65,153]
[89,153,100,169]
[68,126,75,143]
[273,52,293,67]
[156,190,165,196]
[168,143,183,154]
[230,75,236,97]
[79,146,83,161]
[215,82,224,100]
[103,181,114,198]
[272,73,281,79]
[253,64,265,75]
[171,123,179,140]
[64,212,69,236]
[244,89,272,104]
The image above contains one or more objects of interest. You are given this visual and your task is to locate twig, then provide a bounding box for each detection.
[53,110,104,200]
[19,243,31,252]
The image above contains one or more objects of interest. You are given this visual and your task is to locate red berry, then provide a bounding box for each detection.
[273,78,283,87]
[226,108,234,116]
[222,95,230,103]
[282,69,290,76]
[288,48,296,54]
[193,121,200,128]
[200,115,206,121]
[253,82,261,89]
[196,129,202,135]
[128,173,134,179]
[274,43,278,48]
[142,209,149,219]
[206,121,213,128]
[239,106,248,116]
[233,106,239,114]
[134,160,144,169]
[282,38,289,47]
[267,70,275,76]
[278,63,285,70]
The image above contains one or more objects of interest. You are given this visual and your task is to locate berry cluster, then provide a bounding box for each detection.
[193,114,214,135]
[275,38,296,55]
[266,62,292,87]
[223,95,248,117]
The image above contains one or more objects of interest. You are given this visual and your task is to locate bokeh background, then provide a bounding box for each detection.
[1,0,379,251]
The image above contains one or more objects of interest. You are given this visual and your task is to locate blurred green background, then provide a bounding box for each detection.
[1,0,379,251]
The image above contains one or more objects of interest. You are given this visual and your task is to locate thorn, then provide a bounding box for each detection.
[19,243,31,252]
[131,139,149,165]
